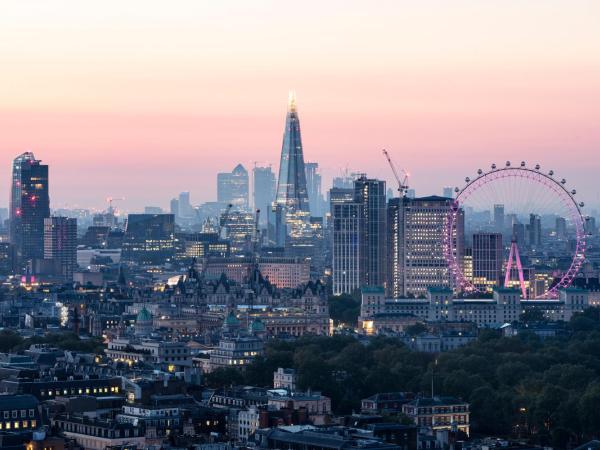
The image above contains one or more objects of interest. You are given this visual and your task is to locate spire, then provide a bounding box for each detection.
[288,90,297,113]
[276,91,309,213]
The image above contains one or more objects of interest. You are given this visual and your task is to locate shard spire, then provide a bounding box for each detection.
[275,90,309,213]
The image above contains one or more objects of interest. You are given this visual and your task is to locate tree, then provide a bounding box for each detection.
[0,330,23,352]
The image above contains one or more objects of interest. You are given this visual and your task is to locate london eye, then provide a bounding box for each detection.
[445,161,586,299]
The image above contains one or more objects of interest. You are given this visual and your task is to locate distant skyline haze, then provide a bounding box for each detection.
[1,1,599,211]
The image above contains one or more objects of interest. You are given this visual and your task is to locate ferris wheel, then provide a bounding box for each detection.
[445,161,586,299]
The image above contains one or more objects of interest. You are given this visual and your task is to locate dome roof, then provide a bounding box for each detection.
[250,318,266,332]
[136,307,152,322]
[225,311,240,327]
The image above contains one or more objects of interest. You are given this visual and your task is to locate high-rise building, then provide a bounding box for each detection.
[354,176,387,288]
[513,223,526,246]
[253,165,276,223]
[270,91,314,253]
[388,196,464,297]
[528,214,542,247]
[443,187,454,198]
[170,198,180,217]
[218,164,249,209]
[275,92,309,214]
[555,217,567,238]
[493,204,505,231]
[332,201,363,295]
[44,217,77,280]
[9,152,50,268]
[305,162,324,217]
[122,214,175,265]
[178,191,193,218]
[472,232,503,292]
[221,210,256,255]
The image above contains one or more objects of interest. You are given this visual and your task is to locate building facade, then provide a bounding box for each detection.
[9,152,50,269]
[44,216,77,280]
[218,164,249,210]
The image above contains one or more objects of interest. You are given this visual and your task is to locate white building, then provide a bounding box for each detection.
[359,286,589,334]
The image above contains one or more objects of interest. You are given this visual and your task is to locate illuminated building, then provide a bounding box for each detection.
[402,397,470,436]
[0,377,121,401]
[0,394,40,433]
[218,164,249,210]
[208,335,264,372]
[43,216,77,280]
[463,247,473,283]
[388,196,463,297]
[105,338,192,372]
[9,152,50,268]
[472,232,503,292]
[221,210,256,255]
[270,91,314,251]
[122,214,175,265]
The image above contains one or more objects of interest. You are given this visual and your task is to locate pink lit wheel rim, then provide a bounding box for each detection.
[445,163,586,299]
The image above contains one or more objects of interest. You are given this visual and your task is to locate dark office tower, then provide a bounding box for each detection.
[122,214,175,265]
[388,196,463,297]
[305,162,323,217]
[44,217,77,280]
[218,164,249,210]
[513,223,526,246]
[493,204,504,231]
[529,214,542,246]
[472,232,503,292]
[275,91,309,214]
[354,176,386,287]
[253,165,276,224]
[9,152,50,268]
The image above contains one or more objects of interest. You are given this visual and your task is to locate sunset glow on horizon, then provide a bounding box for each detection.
[1,0,600,211]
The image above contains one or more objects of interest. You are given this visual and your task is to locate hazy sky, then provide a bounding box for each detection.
[1,1,599,212]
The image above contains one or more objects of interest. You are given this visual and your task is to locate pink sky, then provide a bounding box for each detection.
[1,1,600,212]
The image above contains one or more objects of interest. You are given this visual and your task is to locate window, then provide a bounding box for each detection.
[29,410,35,418]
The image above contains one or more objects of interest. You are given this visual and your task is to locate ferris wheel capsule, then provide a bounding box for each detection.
[535,164,540,170]
[521,161,526,167]
[454,187,459,193]
[549,170,554,176]
[506,161,511,167]
[571,189,577,195]
[477,169,483,175]
[491,163,497,170]
[465,177,470,183]
[561,179,566,184]
[580,202,585,207]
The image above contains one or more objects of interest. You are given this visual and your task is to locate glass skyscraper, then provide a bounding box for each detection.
[275,91,309,214]
[10,152,50,268]
[218,164,249,210]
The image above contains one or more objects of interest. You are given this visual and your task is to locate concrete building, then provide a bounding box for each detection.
[359,287,589,333]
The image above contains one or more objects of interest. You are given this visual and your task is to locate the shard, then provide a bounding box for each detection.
[275,91,310,214]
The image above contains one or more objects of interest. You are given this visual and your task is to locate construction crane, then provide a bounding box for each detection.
[219,203,233,240]
[106,197,124,214]
[382,149,410,197]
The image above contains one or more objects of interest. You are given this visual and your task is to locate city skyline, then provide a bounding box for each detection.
[1,1,600,211]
